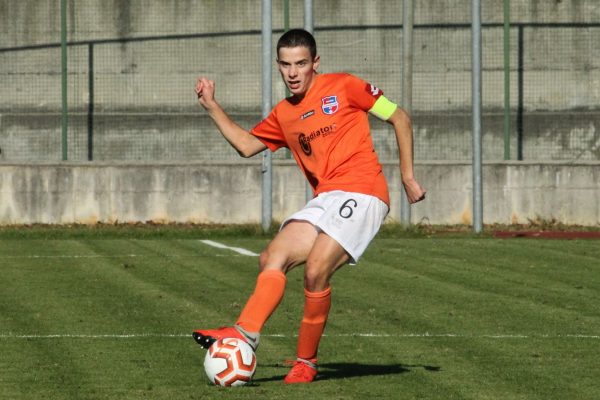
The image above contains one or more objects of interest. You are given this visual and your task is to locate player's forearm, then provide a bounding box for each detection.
[389,108,427,203]
[204,101,260,158]
[391,108,416,181]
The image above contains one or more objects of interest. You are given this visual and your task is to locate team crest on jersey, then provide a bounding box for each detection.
[321,96,339,115]
[365,83,383,99]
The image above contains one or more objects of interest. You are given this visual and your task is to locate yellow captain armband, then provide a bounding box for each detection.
[369,95,398,121]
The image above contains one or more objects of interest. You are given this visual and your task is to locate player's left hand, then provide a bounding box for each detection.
[402,178,426,204]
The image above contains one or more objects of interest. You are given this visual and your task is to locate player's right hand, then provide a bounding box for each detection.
[195,77,216,109]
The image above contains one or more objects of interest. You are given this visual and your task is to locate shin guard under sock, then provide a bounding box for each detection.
[236,269,287,333]
[296,286,332,361]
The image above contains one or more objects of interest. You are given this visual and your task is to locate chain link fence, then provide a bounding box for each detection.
[1,0,598,163]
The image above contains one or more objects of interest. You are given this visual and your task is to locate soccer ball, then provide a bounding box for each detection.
[204,338,257,386]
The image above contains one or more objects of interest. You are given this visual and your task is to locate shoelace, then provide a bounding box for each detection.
[284,360,315,378]
[291,362,309,377]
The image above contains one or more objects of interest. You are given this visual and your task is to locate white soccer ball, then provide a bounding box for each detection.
[204,338,257,386]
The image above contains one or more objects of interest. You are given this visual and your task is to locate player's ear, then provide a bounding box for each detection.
[312,55,320,71]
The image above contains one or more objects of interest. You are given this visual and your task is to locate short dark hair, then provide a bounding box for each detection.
[277,29,317,59]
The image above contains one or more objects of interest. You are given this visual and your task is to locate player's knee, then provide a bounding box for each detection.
[258,250,270,272]
[258,248,288,273]
[303,265,330,292]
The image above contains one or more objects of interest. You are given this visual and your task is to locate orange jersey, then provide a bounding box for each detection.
[250,73,389,206]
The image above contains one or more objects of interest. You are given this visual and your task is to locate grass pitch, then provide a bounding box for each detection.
[0,226,598,399]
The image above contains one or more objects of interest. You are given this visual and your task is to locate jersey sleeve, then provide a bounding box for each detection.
[249,108,287,151]
[344,74,385,112]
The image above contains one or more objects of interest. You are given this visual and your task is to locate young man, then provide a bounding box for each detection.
[193,29,425,384]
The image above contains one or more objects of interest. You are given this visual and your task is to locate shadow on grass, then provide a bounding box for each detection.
[318,362,441,381]
[252,362,440,383]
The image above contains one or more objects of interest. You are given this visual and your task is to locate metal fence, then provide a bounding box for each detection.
[0,0,598,163]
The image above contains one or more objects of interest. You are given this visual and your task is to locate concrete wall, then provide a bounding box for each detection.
[2,1,599,112]
[2,110,598,163]
[1,162,598,226]
[1,0,599,162]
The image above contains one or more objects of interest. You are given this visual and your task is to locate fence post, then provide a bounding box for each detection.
[517,25,524,161]
[304,0,314,203]
[283,0,289,30]
[261,0,273,232]
[304,0,313,31]
[503,0,511,160]
[472,0,483,233]
[87,43,94,161]
[400,0,414,226]
[61,0,68,161]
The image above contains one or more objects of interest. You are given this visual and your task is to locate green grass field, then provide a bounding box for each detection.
[0,226,599,399]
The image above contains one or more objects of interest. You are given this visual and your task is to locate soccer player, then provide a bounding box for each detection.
[193,28,426,384]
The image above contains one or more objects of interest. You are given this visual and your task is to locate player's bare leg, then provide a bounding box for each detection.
[258,220,318,274]
[303,232,349,291]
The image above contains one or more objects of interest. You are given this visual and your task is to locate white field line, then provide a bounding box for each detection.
[0,333,598,340]
[0,254,246,259]
[0,240,259,259]
[199,240,259,257]
[0,254,148,259]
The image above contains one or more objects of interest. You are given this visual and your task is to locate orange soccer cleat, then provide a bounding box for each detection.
[284,359,318,384]
[192,326,258,350]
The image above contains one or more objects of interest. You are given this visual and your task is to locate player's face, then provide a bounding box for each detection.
[277,46,320,98]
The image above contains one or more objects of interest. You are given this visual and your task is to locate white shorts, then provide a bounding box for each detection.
[281,191,389,264]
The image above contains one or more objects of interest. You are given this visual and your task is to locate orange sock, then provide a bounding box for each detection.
[296,287,332,361]
[236,269,287,333]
